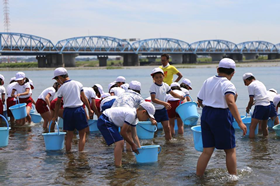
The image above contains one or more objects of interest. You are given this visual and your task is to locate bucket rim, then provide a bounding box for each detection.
[137,145,160,150]
[42,132,66,136]
[137,121,152,125]
[191,125,201,132]
[88,119,97,126]
[272,124,280,130]
[0,127,11,131]
[30,113,41,116]
[9,103,27,110]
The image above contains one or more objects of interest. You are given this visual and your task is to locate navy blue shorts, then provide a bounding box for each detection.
[268,102,277,118]
[252,105,270,120]
[154,108,169,122]
[101,99,116,112]
[63,106,88,131]
[201,106,235,150]
[97,114,123,146]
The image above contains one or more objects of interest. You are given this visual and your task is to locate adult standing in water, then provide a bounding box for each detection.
[159,54,183,86]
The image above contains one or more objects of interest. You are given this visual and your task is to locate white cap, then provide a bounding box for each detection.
[218,58,236,69]
[140,102,155,119]
[53,67,68,79]
[182,78,192,90]
[269,88,277,94]
[170,82,180,88]
[15,72,26,81]
[10,77,16,82]
[151,68,164,76]
[0,74,4,82]
[108,81,116,91]
[101,93,110,99]
[129,81,141,91]
[94,84,104,95]
[116,76,126,83]
[243,72,254,80]
[121,83,129,91]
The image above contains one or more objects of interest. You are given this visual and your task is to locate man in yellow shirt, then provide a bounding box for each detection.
[159,54,183,85]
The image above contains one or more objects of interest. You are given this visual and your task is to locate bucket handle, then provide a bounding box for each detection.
[49,121,60,134]
[0,114,9,133]
[158,146,162,154]
[138,123,157,133]
[180,94,194,104]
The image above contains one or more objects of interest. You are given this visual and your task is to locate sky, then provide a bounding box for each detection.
[1,0,280,45]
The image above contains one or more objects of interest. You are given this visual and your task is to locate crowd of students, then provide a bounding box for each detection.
[1,54,280,176]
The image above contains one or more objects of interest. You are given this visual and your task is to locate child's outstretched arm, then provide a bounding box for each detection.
[170,90,185,101]
[150,94,171,110]
[131,126,141,148]
[120,124,139,154]
[246,96,254,114]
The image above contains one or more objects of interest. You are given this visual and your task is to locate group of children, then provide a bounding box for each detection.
[1,54,280,176]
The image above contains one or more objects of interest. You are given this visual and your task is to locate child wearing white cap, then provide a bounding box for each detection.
[97,101,155,167]
[267,88,279,126]
[51,67,93,152]
[92,84,104,115]
[115,76,126,87]
[83,87,101,118]
[150,67,185,141]
[6,77,17,125]
[180,78,193,99]
[273,94,280,113]
[196,58,246,176]
[0,74,6,117]
[243,72,271,138]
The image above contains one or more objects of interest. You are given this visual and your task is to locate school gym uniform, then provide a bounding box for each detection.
[97,107,137,145]
[0,85,6,115]
[83,87,97,104]
[267,90,277,118]
[109,87,125,96]
[273,95,280,108]
[248,80,270,120]
[6,82,17,117]
[100,96,118,112]
[13,82,33,107]
[112,90,144,109]
[166,89,185,118]
[35,87,56,114]
[197,76,236,149]
[57,80,88,131]
[149,82,171,122]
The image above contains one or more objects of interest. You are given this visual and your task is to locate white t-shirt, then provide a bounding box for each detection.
[267,90,277,102]
[83,87,96,103]
[110,87,125,96]
[273,95,280,107]
[57,80,83,108]
[149,82,171,110]
[103,107,137,127]
[7,82,17,97]
[13,82,31,98]
[197,76,236,109]
[247,80,270,106]
[112,90,144,109]
[180,87,190,96]
[0,86,6,100]
[100,96,118,112]
[38,87,56,102]
[166,89,185,101]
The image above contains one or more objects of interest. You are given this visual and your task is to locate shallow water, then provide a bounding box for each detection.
[0,66,280,185]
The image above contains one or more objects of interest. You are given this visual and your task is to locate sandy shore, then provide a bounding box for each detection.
[1,61,280,71]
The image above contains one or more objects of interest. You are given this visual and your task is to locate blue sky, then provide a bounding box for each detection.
[1,0,280,44]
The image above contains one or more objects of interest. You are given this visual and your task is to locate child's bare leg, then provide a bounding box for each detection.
[114,140,124,167]
[169,117,175,136]
[41,111,52,129]
[66,131,74,152]
[224,148,237,175]
[196,147,215,176]
[274,116,279,125]
[26,106,31,124]
[78,128,87,151]
[161,120,171,140]
[260,120,268,137]
[126,126,132,151]
[177,117,184,134]
[249,118,259,139]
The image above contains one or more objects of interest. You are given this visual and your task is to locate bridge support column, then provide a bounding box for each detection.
[37,56,48,67]
[147,56,157,63]
[36,54,63,68]
[98,56,108,66]
[182,54,197,63]
[244,54,257,60]
[63,54,78,67]
[123,54,139,66]
[268,54,280,59]
[227,54,243,61]
[210,54,223,62]
[170,54,183,64]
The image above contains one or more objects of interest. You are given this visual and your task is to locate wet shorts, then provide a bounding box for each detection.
[252,105,270,120]
[154,107,169,122]
[201,106,235,150]
[167,100,180,118]
[19,97,33,107]
[63,106,88,131]
[35,99,49,114]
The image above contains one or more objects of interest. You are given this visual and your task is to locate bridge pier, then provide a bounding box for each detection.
[123,54,139,66]
[63,54,78,67]
[210,54,223,62]
[268,54,280,59]
[170,54,183,64]
[227,54,243,61]
[147,56,157,63]
[182,54,197,63]
[98,56,108,66]
[244,54,257,60]
[36,54,63,67]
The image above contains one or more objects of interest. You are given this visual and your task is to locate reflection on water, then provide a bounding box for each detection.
[0,66,280,185]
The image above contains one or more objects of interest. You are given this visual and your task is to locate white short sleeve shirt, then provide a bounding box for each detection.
[273,95,280,107]
[149,83,171,110]
[180,87,190,96]
[267,90,277,102]
[110,87,125,96]
[83,87,97,103]
[7,82,17,97]
[247,80,270,106]
[166,89,185,101]
[38,87,56,102]
[13,82,31,98]
[197,76,236,109]
[103,107,137,127]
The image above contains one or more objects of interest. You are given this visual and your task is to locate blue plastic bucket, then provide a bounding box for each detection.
[135,145,161,163]
[243,117,259,136]
[191,126,203,152]
[176,101,199,125]
[88,119,99,132]
[30,113,42,123]
[273,124,280,136]
[268,114,280,129]
[184,114,200,126]
[9,102,27,120]
[232,115,246,129]
[0,114,10,147]
[42,121,66,150]
[157,122,163,130]
[136,121,157,140]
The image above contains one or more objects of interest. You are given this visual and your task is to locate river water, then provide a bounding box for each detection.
[0,66,279,185]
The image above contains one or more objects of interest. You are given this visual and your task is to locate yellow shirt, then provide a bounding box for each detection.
[159,65,179,85]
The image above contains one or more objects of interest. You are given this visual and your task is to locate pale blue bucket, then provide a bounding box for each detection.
[191,126,203,152]
[176,96,199,125]
[42,121,66,150]
[273,124,280,136]
[88,119,99,132]
[9,102,27,120]
[243,117,259,136]
[268,114,280,129]
[30,113,42,123]
[135,145,161,163]
[136,121,157,140]
[232,115,246,129]
[184,114,200,126]
[0,114,10,147]
[30,105,36,114]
